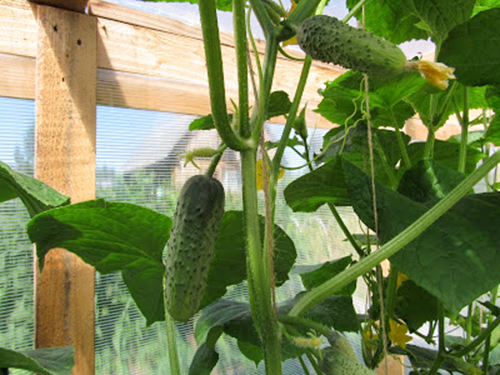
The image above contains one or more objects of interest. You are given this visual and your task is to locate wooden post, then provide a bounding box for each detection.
[34,4,96,375]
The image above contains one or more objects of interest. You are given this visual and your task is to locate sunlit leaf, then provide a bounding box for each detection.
[0,161,69,217]
[0,346,74,375]
[439,8,500,86]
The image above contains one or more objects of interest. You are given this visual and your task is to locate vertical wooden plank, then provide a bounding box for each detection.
[377,355,405,375]
[35,5,96,375]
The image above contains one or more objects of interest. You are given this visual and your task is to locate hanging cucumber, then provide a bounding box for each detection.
[165,174,225,322]
[296,15,407,77]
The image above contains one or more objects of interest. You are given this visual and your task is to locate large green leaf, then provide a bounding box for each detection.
[27,199,171,325]
[395,279,439,332]
[345,0,428,44]
[473,0,500,16]
[196,295,359,358]
[200,210,297,308]
[407,140,485,175]
[397,159,467,203]
[484,115,500,146]
[402,0,475,43]
[0,161,69,217]
[316,71,423,129]
[188,343,219,375]
[284,156,349,212]
[342,158,500,312]
[439,8,500,86]
[0,346,74,375]
[293,255,356,296]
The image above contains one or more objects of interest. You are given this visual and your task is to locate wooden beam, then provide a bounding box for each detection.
[34,5,96,375]
[29,0,88,13]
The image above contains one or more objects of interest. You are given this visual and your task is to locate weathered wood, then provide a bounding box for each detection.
[35,5,96,375]
[376,355,405,375]
[29,0,88,13]
[0,53,35,99]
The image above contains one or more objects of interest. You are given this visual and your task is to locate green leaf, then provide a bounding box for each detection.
[484,115,500,146]
[284,156,349,212]
[342,158,500,312]
[397,159,467,203]
[395,279,439,332]
[27,199,171,324]
[0,160,69,217]
[237,341,263,366]
[188,343,219,375]
[0,346,74,375]
[196,295,359,358]
[407,140,485,175]
[345,0,428,44]
[402,0,475,43]
[189,113,234,131]
[406,84,487,130]
[439,8,500,86]
[141,0,232,11]
[200,210,297,308]
[317,123,411,186]
[390,344,459,371]
[316,71,423,129]
[267,91,292,119]
[473,0,500,16]
[293,255,356,296]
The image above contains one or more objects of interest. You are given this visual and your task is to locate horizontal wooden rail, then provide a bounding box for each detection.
[0,0,341,128]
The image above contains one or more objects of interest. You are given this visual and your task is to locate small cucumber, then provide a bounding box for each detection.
[296,15,407,77]
[165,175,225,322]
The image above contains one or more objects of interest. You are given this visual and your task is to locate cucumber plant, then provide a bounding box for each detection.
[24,0,500,374]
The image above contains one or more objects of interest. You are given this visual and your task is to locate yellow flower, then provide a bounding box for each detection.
[388,319,412,349]
[396,272,410,289]
[256,158,284,190]
[363,328,379,350]
[406,60,456,90]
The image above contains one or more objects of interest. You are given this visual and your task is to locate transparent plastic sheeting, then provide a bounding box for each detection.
[0,97,36,375]
[95,105,364,374]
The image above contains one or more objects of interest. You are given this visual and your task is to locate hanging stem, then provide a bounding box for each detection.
[289,151,500,317]
[241,149,282,374]
[428,304,446,375]
[458,86,469,173]
[163,280,180,375]
[198,0,249,151]
[233,0,250,138]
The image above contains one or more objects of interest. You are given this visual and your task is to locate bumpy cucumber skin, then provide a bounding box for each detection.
[165,175,225,322]
[297,15,406,77]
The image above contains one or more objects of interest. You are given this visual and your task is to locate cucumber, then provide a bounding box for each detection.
[165,175,225,322]
[296,15,407,77]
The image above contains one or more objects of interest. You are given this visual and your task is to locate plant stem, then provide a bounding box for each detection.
[342,0,372,23]
[233,0,250,139]
[453,315,500,357]
[278,315,333,338]
[328,203,365,257]
[273,56,312,174]
[205,144,227,178]
[198,0,249,151]
[428,304,446,375]
[306,352,323,375]
[390,109,411,170]
[248,0,275,38]
[289,151,500,317]
[240,149,282,374]
[458,86,469,173]
[384,264,399,325]
[251,37,279,143]
[163,280,180,375]
[298,356,312,375]
[373,133,398,189]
